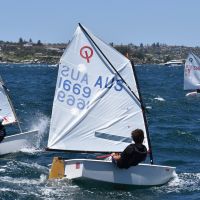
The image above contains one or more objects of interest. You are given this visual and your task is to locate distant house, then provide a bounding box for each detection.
[23,42,33,47]
[35,53,43,56]
[46,47,63,53]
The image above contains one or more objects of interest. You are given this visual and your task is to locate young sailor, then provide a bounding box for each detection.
[0,117,6,143]
[112,129,147,169]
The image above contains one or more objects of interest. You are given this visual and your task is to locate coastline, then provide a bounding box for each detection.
[0,42,199,65]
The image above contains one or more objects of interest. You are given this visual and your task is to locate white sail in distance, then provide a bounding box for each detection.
[0,78,17,125]
[48,25,149,153]
[184,53,200,90]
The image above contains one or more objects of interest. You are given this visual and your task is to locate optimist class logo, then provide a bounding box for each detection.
[185,64,192,77]
[80,46,93,63]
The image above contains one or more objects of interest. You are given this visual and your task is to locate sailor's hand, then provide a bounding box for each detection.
[111,153,121,160]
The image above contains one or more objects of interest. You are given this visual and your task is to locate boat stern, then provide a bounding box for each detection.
[48,157,84,180]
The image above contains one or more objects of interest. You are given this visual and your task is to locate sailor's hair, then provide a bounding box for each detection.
[131,129,144,144]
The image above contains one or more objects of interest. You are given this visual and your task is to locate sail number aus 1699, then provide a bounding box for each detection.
[57,79,91,110]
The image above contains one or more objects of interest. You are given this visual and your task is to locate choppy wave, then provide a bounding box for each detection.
[0,64,200,199]
[155,172,200,195]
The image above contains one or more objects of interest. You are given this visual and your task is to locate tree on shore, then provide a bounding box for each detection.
[18,37,23,44]
[37,40,42,46]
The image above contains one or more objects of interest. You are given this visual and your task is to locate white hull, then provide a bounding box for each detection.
[0,130,38,155]
[61,159,176,186]
[165,64,183,67]
[164,60,183,67]
[186,91,200,97]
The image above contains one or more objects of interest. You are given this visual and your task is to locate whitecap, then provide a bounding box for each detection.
[154,96,165,101]
[0,176,42,185]
[16,160,49,171]
[20,147,44,154]
[156,172,200,194]
[146,106,152,109]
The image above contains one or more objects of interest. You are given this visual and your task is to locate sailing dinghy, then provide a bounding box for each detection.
[0,77,38,155]
[47,24,176,186]
[184,53,200,96]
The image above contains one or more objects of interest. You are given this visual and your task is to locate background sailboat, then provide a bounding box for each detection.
[0,76,38,155]
[47,24,176,186]
[184,53,200,96]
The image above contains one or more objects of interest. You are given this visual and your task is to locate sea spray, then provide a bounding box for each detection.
[28,112,50,149]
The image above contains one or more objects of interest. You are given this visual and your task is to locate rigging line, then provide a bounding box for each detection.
[78,23,142,106]
[131,62,153,164]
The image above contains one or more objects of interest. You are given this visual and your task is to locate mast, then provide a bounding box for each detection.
[131,62,154,164]
[79,23,153,164]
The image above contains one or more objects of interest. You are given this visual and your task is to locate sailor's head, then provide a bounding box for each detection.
[131,129,144,144]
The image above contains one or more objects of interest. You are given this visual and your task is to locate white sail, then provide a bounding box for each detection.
[0,79,17,125]
[184,53,200,90]
[48,25,149,152]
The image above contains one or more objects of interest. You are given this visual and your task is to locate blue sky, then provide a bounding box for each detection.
[0,0,200,46]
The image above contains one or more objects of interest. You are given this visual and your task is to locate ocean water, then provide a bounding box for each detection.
[0,64,200,200]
